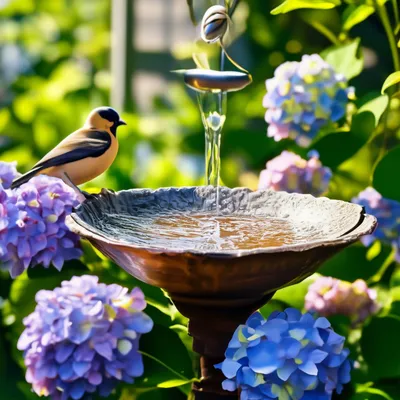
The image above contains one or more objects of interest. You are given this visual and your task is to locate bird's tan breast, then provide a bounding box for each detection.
[42,135,119,185]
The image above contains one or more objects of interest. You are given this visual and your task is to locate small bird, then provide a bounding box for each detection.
[11,107,126,190]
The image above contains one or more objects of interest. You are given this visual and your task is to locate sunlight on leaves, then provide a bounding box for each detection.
[271,0,340,15]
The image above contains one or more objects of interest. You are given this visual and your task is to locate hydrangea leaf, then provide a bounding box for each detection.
[319,244,393,282]
[157,379,198,389]
[351,387,395,400]
[358,95,389,127]
[361,316,400,379]
[272,276,318,309]
[135,325,195,390]
[342,4,375,31]
[321,39,363,80]
[313,111,375,170]
[373,146,400,202]
[271,0,340,15]
[381,72,400,94]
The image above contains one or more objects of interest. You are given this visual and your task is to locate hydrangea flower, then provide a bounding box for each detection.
[216,308,351,400]
[263,54,354,146]
[18,275,153,400]
[258,150,331,196]
[0,172,83,278]
[352,187,400,261]
[305,277,379,325]
[0,161,19,189]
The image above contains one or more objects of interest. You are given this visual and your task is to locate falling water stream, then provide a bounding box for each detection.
[198,90,227,213]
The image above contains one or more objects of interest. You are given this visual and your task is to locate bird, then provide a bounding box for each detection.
[11,107,126,190]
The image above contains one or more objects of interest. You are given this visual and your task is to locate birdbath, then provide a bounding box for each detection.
[67,4,375,397]
[67,186,376,399]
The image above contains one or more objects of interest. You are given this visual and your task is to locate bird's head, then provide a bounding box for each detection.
[86,107,127,136]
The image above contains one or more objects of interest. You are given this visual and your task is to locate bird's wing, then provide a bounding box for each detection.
[34,129,112,169]
[11,129,112,189]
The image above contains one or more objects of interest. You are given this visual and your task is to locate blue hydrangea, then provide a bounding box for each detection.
[216,308,351,400]
[18,275,153,400]
[352,187,400,261]
[0,173,83,278]
[263,54,354,147]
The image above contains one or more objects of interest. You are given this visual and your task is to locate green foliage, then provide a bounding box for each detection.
[321,39,364,80]
[361,316,400,380]
[342,5,375,32]
[271,0,341,15]
[381,71,400,93]
[313,111,375,170]
[373,146,400,201]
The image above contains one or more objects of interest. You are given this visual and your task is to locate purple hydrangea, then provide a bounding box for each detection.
[305,277,379,325]
[18,275,153,400]
[258,150,332,196]
[352,187,400,261]
[263,54,354,146]
[0,172,83,278]
[216,308,351,400]
[0,161,19,189]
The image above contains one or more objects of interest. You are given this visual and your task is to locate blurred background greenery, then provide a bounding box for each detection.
[0,0,396,196]
[1,0,400,399]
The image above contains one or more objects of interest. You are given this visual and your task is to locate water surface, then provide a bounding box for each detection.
[101,212,308,252]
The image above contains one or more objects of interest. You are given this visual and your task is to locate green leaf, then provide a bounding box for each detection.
[321,38,363,79]
[134,325,195,392]
[343,4,375,31]
[319,244,393,282]
[352,388,394,400]
[373,146,400,201]
[313,111,375,170]
[120,388,186,400]
[272,275,317,309]
[271,0,340,15]
[390,267,400,287]
[169,324,194,362]
[353,383,400,400]
[366,241,382,261]
[381,71,400,94]
[358,95,389,127]
[361,316,400,380]
[157,379,195,389]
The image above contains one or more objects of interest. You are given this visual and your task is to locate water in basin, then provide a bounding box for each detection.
[101,212,307,251]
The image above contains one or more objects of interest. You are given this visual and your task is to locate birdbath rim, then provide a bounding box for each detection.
[67,186,377,258]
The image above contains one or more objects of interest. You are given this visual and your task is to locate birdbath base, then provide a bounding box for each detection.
[171,292,275,398]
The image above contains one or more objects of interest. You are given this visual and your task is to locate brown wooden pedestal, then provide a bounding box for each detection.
[171,293,275,399]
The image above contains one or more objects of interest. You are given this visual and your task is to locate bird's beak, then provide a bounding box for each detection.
[117,119,127,126]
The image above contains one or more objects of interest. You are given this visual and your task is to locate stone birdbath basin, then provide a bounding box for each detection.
[67,185,376,399]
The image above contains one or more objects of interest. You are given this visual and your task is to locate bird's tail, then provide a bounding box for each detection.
[10,168,41,189]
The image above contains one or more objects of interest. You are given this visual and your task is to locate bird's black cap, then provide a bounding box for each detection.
[96,106,126,135]
[97,107,121,124]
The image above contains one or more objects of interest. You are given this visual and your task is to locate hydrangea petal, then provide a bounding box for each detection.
[248,341,282,374]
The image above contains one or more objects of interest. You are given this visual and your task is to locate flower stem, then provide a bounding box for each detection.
[139,350,198,382]
[392,0,400,34]
[374,0,400,72]
[229,0,241,16]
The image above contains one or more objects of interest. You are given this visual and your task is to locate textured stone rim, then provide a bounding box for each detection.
[67,186,377,258]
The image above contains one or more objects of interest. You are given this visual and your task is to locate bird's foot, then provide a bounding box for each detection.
[82,188,115,201]
[81,190,98,200]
